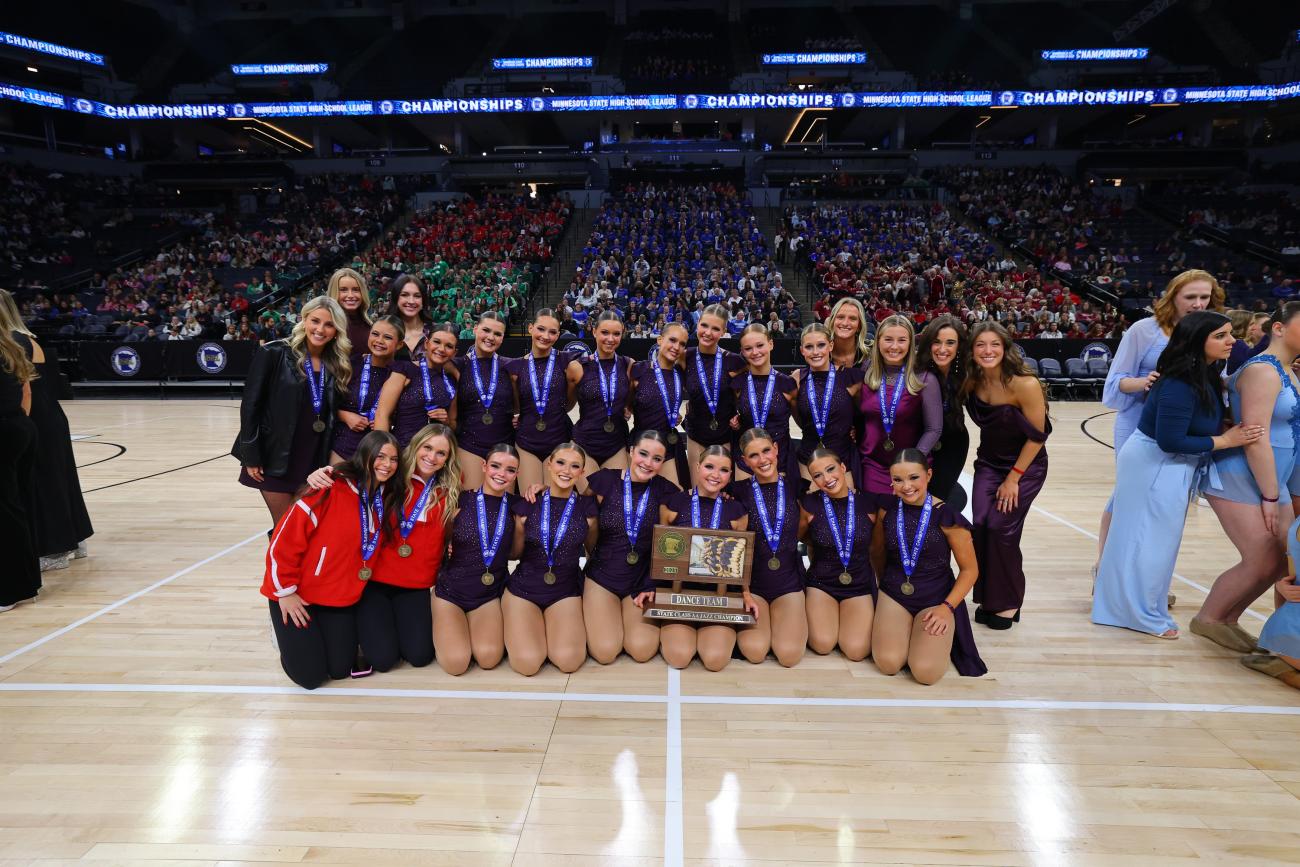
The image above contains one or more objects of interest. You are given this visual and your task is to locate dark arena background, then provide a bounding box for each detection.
[1,0,1299,864]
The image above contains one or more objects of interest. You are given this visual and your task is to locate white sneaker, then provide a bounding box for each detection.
[0,604,15,613]
[39,554,70,572]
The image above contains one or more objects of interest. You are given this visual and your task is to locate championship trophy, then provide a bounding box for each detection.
[643,524,757,625]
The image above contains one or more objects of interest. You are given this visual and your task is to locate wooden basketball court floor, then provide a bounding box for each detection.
[4,399,1300,866]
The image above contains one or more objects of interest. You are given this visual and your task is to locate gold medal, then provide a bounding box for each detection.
[398,544,412,558]
[901,581,914,596]
[883,438,895,451]
[667,431,679,445]
[603,419,616,433]
[358,567,372,581]
[543,571,557,585]
[933,440,943,452]
[839,571,852,586]
[709,417,719,430]
[626,551,639,565]
[767,556,780,570]
[536,419,547,431]
[482,411,494,425]
[481,572,495,586]
[312,418,326,433]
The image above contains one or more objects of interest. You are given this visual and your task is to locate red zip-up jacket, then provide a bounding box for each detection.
[260,481,374,607]
[370,476,448,590]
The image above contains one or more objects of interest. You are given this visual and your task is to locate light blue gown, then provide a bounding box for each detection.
[1103,316,1168,457]
[1092,377,1221,636]
[1201,354,1300,504]
[1258,515,1300,658]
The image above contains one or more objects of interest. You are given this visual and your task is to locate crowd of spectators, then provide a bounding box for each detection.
[564,181,801,338]
[623,25,729,85]
[1160,183,1300,255]
[354,192,570,333]
[792,200,1125,340]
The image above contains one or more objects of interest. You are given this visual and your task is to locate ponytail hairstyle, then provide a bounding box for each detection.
[738,426,775,455]
[807,446,843,468]
[388,274,432,325]
[890,447,930,471]
[629,428,669,455]
[479,309,508,328]
[368,314,405,357]
[740,322,772,342]
[697,303,731,339]
[547,440,590,465]
[402,422,461,529]
[325,430,407,543]
[864,314,922,394]
[696,443,733,466]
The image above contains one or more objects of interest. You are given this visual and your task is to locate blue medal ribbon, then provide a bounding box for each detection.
[820,491,856,573]
[879,370,905,444]
[749,476,786,557]
[303,356,326,416]
[470,353,499,415]
[419,355,455,415]
[650,353,682,430]
[358,354,377,422]
[596,356,619,424]
[398,477,438,544]
[359,486,384,563]
[695,350,724,420]
[623,472,652,551]
[476,489,509,572]
[528,351,558,420]
[746,372,777,430]
[896,494,933,578]
[540,489,579,572]
[690,488,724,530]
[805,367,836,443]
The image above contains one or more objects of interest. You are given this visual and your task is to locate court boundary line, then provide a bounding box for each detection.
[0,530,267,669]
[2,680,1299,716]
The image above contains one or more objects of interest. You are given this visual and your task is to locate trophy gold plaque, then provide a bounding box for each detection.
[644,524,757,625]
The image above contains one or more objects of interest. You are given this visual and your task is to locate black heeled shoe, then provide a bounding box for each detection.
[983,609,1020,630]
[974,607,988,625]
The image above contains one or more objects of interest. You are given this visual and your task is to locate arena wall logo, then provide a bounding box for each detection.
[196,342,228,374]
[1079,342,1113,362]
[110,346,141,377]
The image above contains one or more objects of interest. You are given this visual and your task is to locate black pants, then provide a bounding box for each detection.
[930,425,970,515]
[356,581,434,671]
[268,599,357,690]
[0,413,39,607]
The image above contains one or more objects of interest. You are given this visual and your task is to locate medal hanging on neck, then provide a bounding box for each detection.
[357,486,384,581]
[691,487,724,530]
[305,356,327,433]
[821,490,856,586]
[358,354,377,423]
[419,354,455,417]
[472,353,499,426]
[746,371,777,432]
[651,353,682,445]
[396,478,438,558]
[540,489,578,585]
[806,366,836,450]
[750,475,786,571]
[696,350,724,432]
[622,471,652,565]
[879,370,905,452]
[597,356,619,434]
[895,494,933,597]
[528,350,557,432]
[475,488,509,586]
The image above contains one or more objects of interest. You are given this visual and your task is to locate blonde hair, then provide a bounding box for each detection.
[864,314,924,394]
[1227,309,1253,341]
[0,328,35,385]
[0,290,35,337]
[827,297,872,365]
[289,295,352,392]
[1153,269,1226,334]
[402,423,460,529]
[326,267,370,323]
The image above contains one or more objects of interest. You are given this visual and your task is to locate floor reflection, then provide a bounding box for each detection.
[604,748,651,863]
[706,771,747,863]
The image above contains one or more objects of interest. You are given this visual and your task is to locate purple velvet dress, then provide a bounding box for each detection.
[732,370,799,478]
[573,354,632,464]
[966,394,1050,613]
[390,359,456,449]
[880,497,987,677]
[454,353,516,459]
[508,492,597,609]
[434,490,513,612]
[859,369,943,495]
[736,477,805,601]
[801,491,878,601]
[585,469,680,597]
[684,348,746,446]
[630,359,689,480]
[508,350,577,461]
[795,365,865,471]
[331,356,397,459]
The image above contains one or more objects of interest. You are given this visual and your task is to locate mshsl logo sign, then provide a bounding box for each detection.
[110,346,140,377]
[196,342,228,374]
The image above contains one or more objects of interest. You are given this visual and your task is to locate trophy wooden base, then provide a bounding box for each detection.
[645,525,758,627]
[644,607,756,625]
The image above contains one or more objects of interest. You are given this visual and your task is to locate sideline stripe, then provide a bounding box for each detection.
[2,681,1299,716]
[0,530,267,668]
[664,668,684,867]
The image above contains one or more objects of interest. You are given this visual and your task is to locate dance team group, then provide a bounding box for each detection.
[234,268,1054,689]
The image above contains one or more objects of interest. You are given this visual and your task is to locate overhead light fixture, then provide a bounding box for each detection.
[26,66,37,73]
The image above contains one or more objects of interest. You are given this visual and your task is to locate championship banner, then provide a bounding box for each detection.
[79,342,166,381]
[165,340,258,379]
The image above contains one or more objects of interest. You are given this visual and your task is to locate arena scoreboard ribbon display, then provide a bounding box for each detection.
[3,81,1299,118]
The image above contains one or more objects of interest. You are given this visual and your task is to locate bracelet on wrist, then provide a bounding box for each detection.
[1262,494,1280,503]
[1010,466,1025,476]
[942,600,956,614]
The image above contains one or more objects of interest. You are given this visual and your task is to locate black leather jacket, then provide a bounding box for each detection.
[231,341,338,477]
